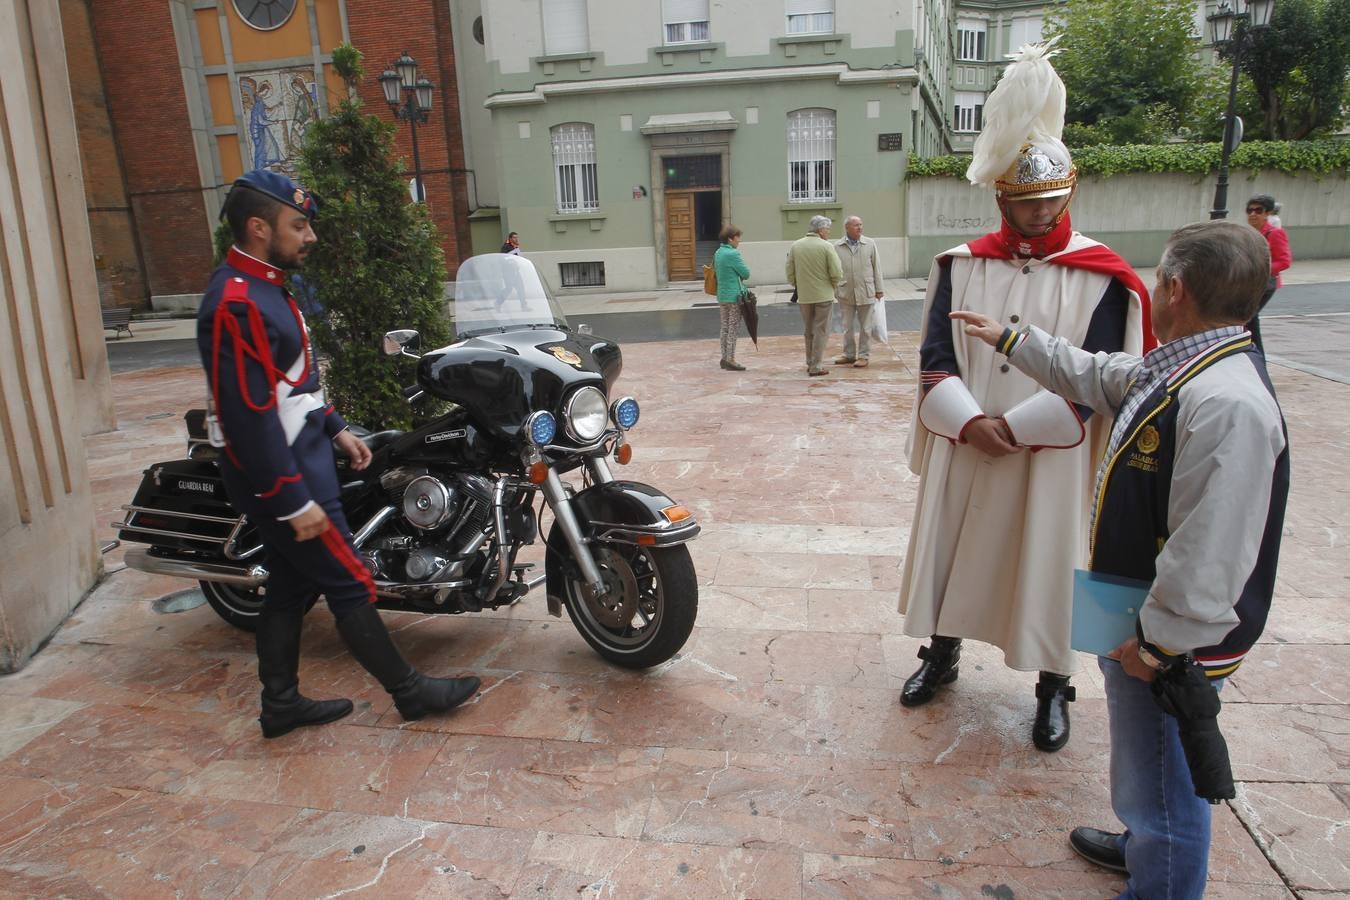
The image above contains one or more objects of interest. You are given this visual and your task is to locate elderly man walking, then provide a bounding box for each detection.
[834,215,885,368]
[786,215,844,376]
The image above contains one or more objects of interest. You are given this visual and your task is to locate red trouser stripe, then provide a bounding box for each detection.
[319,526,378,605]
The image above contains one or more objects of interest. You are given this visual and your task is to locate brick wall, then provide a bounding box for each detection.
[60,0,149,309]
[88,1,213,299]
[346,0,471,273]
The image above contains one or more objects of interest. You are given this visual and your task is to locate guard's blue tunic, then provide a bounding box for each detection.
[197,245,375,613]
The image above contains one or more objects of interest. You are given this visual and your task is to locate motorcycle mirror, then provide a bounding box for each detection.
[382,329,422,358]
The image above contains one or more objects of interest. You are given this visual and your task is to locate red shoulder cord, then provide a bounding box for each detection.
[210,282,313,416]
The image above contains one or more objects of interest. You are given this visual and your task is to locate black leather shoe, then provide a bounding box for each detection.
[900,637,962,707]
[1033,672,1076,752]
[260,690,354,739]
[256,604,353,739]
[1069,826,1127,873]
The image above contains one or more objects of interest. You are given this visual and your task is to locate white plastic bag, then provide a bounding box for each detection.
[829,300,844,335]
[870,296,889,344]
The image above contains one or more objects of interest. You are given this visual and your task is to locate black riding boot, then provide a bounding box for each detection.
[335,604,481,721]
[1033,672,1076,752]
[900,636,962,707]
[256,604,354,739]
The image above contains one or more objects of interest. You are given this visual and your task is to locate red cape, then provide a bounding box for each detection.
[964,232,1157,352]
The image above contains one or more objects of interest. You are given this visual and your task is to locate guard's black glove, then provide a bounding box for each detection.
[1150,657,1236,803]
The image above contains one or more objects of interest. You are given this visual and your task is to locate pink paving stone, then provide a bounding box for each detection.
[0,335,1342,896]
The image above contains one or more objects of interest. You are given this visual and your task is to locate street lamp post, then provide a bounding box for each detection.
[1207,0,1275,219]
[379,51,435,203]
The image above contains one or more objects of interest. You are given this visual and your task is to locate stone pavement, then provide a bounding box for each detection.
[1,329,1347,898]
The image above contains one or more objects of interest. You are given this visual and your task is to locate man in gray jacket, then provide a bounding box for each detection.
[834,215,884,367]
[952,219,1288,900]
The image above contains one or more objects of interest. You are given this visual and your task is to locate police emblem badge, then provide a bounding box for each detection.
[548,346,583,367]
[1137,425,1161,454]
[293,189,305,205]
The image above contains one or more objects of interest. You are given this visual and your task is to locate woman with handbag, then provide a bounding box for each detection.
[714,224,751,371]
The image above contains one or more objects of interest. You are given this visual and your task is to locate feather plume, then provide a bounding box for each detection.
[966,40,1068,188]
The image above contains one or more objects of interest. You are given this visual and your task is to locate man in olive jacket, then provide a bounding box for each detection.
[786,215,844,376]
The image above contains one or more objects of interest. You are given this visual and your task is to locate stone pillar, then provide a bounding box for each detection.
[0,0,107,672]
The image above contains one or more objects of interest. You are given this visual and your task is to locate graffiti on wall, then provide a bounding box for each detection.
[239,67,319,176]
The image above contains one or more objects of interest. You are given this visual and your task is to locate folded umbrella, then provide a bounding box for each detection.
[737,289,759,347]
[1150,658,1236,803]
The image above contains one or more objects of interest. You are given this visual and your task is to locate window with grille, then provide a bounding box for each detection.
[786,0,833,34]
[550,123,600,214]
[786,109,835,203]
[956,20,986,61]
[954,92,985,133]
[542,0,589,55]
[559,261,605,287]
[663,0,710,43]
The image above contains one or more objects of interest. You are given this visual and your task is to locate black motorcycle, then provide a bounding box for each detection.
[116,254,700,668]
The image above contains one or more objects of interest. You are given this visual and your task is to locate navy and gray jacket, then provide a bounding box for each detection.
[1002,326,1289,678]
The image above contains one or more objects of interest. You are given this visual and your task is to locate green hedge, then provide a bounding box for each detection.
[905,140,1350,180]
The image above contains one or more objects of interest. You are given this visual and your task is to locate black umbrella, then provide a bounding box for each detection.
[738,290,759,347]
[1151,659,1236,802]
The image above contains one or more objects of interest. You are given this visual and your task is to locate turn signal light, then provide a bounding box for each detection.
[661,505,691,523]
[637,534,657,546]
[528,462,550,484]
[615,443,633,465]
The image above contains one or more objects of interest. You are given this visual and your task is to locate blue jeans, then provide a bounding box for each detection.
[1100,656,1224,900]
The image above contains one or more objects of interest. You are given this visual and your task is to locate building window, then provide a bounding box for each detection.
[956,19,986,61]
[560,261,606,287]
[663,0,710,43]
[231,0,296,31]
[542,0,589,55]
[786,109,835,202]
[1007,16,1043,54]
[954,92,985,133]
[786,0,833,35]
[551,123,600,214]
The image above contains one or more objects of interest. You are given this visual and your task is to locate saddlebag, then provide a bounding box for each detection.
[116,459,256,558]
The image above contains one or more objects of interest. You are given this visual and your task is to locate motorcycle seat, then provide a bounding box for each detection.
[360,429,403,452]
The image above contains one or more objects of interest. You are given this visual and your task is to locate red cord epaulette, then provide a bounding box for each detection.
[210,277,314,436]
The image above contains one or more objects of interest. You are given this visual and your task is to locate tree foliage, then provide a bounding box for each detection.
[1228,0,1350,139]
[906,140,1350,179]
[297,43,451,431]
[1045,0,1204,144]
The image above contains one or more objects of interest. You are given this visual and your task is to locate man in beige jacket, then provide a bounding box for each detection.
[834,215,885,367]
[786,215,844,376]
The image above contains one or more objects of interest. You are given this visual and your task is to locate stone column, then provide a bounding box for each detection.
[0,0,108,672]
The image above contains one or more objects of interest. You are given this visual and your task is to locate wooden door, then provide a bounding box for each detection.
[665,191,695,280]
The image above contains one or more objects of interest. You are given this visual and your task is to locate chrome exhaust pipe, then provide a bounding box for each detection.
[123,547,268,587]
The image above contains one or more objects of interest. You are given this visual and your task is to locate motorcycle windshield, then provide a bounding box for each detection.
[451,253,570,338]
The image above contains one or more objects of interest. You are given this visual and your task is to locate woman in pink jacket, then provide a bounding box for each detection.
[1246,193,1292,353]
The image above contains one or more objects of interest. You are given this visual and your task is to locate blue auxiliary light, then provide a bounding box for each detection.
[527,411,557,445]
[612,397,640,430]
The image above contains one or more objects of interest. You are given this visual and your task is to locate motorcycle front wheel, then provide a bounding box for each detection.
[546,523,697,669]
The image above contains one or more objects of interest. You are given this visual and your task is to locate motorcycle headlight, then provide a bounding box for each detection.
[564,386,608,442]
[611,396,640,430]
[526,410,556,446]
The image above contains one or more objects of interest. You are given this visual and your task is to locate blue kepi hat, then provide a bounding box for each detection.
[227,169,319,219]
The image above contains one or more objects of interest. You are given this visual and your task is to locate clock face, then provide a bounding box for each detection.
[232,0,298,31]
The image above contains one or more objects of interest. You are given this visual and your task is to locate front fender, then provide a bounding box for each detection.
[569,480,700,546]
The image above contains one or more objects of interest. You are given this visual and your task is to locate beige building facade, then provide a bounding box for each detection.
[1,0,113,672]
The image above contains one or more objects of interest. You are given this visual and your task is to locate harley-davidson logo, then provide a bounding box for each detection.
[425,429,467,444]
[548,346,583,367]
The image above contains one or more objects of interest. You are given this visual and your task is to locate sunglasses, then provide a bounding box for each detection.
[1245,207,1266,214]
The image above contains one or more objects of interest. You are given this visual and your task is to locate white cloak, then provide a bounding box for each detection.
[898,234,1147,674]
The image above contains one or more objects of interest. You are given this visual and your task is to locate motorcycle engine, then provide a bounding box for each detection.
[388,473,497,581]
[402,475,457,531]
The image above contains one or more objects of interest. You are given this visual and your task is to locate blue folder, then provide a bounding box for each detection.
[1071,569,1150,656]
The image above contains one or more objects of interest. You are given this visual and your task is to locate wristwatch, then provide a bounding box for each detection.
[1138,645,1179,673]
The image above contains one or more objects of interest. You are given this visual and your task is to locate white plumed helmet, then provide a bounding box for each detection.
[966,41,1077,200]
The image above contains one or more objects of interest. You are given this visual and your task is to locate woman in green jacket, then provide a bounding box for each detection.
[714,224,751,371]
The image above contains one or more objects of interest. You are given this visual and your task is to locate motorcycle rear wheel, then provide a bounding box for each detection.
[547,524,697,669]
[199,581,317,632]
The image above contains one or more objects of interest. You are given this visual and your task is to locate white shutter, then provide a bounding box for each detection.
[662,0,708,24]
[543,0,589,55]
[786,0,832,15]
